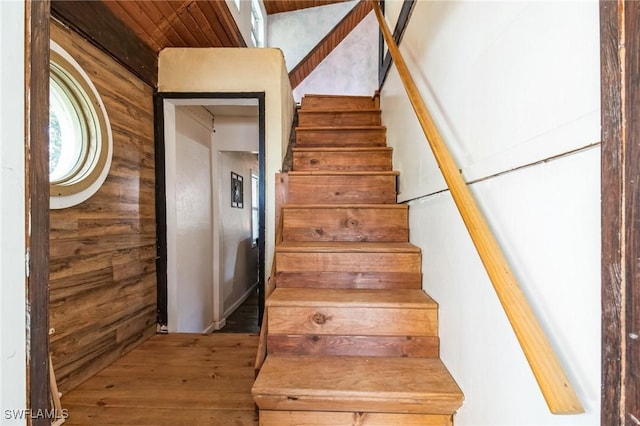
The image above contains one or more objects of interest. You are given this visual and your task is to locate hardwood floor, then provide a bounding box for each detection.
[60,333,259,425]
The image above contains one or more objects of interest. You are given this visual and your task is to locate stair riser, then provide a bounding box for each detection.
[288,175,396,204]
[259,411,453,426]
[275,272,422,290]
[267,306,437,336]
[293,150,392,172]
[276,252,421,274]
[296,128,386,147]
[254,396,460,416]
[298,111,382,127]
[267,334,439,358]
[282,207,408,242]
[301,96,377,110]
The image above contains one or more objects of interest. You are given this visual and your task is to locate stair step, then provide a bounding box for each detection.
[282,204,408,242]
[292,147,393,172]
[252,355,464,414]
[275,271,423,290]
[288,171,398,204]
[296,126,386,147]
[268,288,437,308]
[298,109,382,127]
[301,94,378,111]
[259,411,452,426]
[275,242,421,277]
[266,288,438,357]
[276,241,421,253]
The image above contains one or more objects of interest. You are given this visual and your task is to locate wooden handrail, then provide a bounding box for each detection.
[372,1,583,415]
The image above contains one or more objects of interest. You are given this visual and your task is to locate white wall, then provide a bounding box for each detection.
[267,1,357,71]
[0,1,27,423]
[159,48,295,284]
[216,152,259,316]
[292,11,378,102]
[166,104,260,332]
[212,115,260,323]
[171,107,214,332]
[380,1,600,425]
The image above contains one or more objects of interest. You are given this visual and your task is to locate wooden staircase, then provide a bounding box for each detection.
[252,94,463,425]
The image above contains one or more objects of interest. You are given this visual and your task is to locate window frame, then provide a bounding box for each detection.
[49,41,112,209]
[250,0,265,47]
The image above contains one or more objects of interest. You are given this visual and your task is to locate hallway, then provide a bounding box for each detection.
[60,333,259,425]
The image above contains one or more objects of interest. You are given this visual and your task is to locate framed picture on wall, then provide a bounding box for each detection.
[231,172,243,208]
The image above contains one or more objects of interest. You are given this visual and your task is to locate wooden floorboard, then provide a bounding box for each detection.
[61,333,259,425]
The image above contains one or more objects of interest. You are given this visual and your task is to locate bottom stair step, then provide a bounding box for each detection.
[252,355,463,415]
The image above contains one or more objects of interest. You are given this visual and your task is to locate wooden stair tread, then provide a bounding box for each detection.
[267,288,436,308]
[274,271,423,290]
[297,126,386,131]
[276,241,421,253]
[282,203,407,210]
[298,108,381,114]
[302,94,375,99]
[252,356,463,413]
[288,171,399,176]
[292,147,392,152]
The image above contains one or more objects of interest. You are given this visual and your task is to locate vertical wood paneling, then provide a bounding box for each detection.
[26,0,51,421]
[49,20,156,394]
[602,0,640,422]
[600,2,623,423]
[624,1,640,420]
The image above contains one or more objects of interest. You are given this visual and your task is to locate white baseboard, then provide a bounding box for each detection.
[222,281,258,319]
[203,318,226,333]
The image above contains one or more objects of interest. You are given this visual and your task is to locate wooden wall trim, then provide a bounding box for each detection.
[623,5,640,421]
[51,0,157,87]
[600,2,622,422]
[257,93,266,327]
[378,0,415,89]
[600,1,640,424]
[154,93,168,326]
[26,0,51,422]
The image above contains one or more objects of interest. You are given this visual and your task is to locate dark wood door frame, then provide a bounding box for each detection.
[154,92,267,328]
[26,1,51,424]
[601,1,640,424]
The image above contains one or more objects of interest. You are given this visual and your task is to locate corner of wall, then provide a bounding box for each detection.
[0,0,27,416]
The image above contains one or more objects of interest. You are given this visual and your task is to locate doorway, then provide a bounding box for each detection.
[154,93,266,334]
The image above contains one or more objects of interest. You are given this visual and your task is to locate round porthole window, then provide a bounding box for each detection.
[49,41,112,209]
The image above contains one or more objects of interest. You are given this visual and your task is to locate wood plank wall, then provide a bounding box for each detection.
[49,20,157,394]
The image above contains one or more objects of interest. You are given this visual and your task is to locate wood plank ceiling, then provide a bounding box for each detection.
[101,1,349,54]
[101,0,247,52]
[51,0,353,87]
